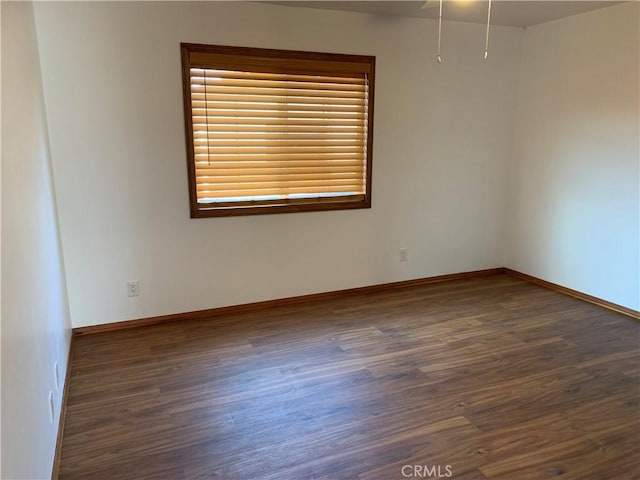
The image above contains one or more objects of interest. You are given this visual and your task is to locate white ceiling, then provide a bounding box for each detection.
[261,1,623,27]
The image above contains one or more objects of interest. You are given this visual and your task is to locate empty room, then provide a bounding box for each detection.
[1,0,639,479]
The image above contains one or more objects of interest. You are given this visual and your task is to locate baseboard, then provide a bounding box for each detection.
[51,335,74,480]
[504,268,640,320]
[71,267,638,336]
[72,268,505,335]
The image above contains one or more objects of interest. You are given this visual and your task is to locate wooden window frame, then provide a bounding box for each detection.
[180,43,375,218]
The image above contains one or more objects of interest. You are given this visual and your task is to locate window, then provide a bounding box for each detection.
[180,43,375,217]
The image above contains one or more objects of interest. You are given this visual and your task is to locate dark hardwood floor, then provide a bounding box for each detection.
[59,275,640,479]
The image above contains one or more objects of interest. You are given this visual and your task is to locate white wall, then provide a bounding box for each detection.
[1,2,73,479]
[33,1,523,328]
[507,2,640,311]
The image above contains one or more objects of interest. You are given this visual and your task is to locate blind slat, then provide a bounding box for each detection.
[191,76,365,92]
[193,131,363,140]
[195,168,363,177]
[194,147,363,156]
[191,68,366,84]
[196,172,362,183]
[192,124,364,133]
[191,100,365,113]
[192,109,365,120]
[195,153,363,163]
[197,180,364,191]
[194,139,365,147]
[197,184,362,198]
[191,84,365,99]
[193,116,364,126]
[190,92,363,106]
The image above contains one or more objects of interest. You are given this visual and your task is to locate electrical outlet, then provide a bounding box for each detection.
[400,248,408,262]
[127,281,140,297]
[48,391,55,423]
[54,361,60,391]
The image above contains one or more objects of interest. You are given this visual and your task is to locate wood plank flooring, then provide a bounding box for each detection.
[59,275,640,479]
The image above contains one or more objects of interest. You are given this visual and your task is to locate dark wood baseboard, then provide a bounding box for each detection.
[72,267,638,336]
[72,268,505,335]
[504,268,640,320]
[51,335,74,480]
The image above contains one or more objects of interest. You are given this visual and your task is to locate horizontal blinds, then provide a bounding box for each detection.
[189,67,369,205]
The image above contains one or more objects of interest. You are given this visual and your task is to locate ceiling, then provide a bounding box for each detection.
[261,1,623,27]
